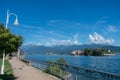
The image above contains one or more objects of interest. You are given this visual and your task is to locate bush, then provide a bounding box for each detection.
[45,58,69,77]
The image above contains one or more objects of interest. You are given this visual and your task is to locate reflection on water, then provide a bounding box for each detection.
[25,53,120,74]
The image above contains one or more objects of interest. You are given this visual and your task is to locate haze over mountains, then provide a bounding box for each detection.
[21,44,120,55]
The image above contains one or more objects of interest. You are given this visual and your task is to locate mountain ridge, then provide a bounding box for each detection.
[21,44,120,55]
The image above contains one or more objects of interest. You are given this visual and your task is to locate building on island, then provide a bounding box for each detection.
[71,50,83,55]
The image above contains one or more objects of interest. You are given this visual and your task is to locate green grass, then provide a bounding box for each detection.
[0,59,14,80]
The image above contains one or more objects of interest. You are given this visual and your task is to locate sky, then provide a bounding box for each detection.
[0,0,120,46]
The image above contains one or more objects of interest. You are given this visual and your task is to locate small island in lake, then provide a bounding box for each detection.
[71,48,114,56]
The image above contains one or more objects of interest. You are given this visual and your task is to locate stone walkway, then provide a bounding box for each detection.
[9,57,60,80]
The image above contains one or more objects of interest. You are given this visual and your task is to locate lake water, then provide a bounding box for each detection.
[25,53,120,75]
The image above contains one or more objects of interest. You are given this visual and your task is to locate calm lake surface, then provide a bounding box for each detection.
[25,54,120,75]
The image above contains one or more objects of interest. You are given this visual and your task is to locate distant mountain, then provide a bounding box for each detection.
[21,44,120,55]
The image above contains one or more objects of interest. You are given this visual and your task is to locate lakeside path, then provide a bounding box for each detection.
[9,57,60,80]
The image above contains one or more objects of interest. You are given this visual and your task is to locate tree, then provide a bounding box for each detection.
[0,23,23,58]
[83,48,92,56]
[83,48,113,56]
[57,58,67,64]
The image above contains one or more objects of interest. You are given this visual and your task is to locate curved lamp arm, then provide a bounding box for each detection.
[5,9,19,29]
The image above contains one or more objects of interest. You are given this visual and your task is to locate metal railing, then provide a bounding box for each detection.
[29,59,120,80]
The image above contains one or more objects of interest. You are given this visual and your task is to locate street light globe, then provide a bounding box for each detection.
[14,18,19,26]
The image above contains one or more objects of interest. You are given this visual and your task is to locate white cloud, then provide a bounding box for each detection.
[100,16,109,19]
[40,38,73,46]
[96,20,107,24]
[47,20,64,26]
[47,31,68,38]
[24,36,80,46]
[21,24,43,30]
[96,16,109,24]
[107,25,117,32]
[73,33,79,45]
[89,32,114,44]
[48,20,60,23]
[46,33,80,46]
[23,42,38,46]
[23,39,72,46]
[55,40,72,45]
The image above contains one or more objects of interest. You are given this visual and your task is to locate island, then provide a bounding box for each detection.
[71,48,114,56]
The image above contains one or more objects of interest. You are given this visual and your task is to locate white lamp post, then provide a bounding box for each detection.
[5,9,19,29]
[0,52,5,74]
[0,9,19,75]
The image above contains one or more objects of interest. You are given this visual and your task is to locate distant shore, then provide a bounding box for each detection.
[104,54,115,56]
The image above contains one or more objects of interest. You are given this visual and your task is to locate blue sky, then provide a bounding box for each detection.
[0,0,120,46]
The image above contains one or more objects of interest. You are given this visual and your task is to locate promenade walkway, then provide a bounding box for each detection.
[9,57,60,80]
